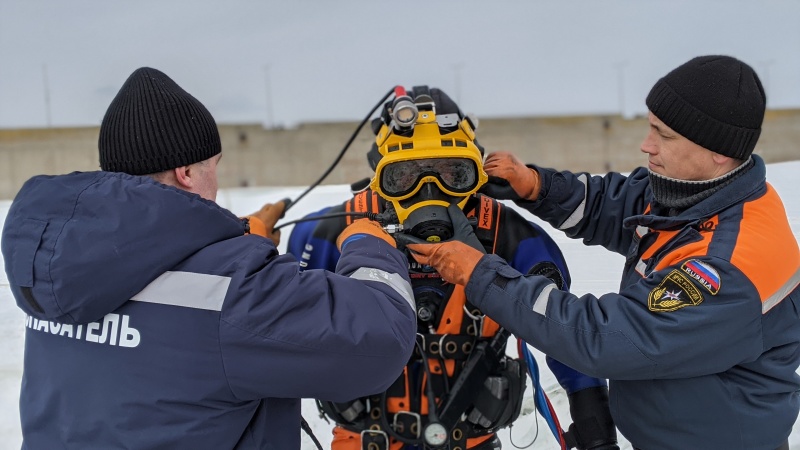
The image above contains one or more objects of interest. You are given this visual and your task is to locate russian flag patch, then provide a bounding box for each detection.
[680,259,721,295]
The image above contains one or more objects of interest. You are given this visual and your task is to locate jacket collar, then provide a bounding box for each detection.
[624,154,766,231]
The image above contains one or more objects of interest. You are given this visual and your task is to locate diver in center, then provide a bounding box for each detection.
[289,86,618,450]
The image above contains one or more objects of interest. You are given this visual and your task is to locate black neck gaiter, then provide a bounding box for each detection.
[648,157,754,215]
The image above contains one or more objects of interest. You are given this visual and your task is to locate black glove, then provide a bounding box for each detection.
[478,176,525,201]
[563,386,619,450]
[395,203,485,253]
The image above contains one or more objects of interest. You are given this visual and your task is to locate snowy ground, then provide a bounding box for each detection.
[1,160,799,449]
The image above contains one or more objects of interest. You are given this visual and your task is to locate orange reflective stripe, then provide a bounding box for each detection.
[652,216,717,272]
[732,185,800,302]
[640,229,676,261]
[345,199,353,226]
[654,239,711,272]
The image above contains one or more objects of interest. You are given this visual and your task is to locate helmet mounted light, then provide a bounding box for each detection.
[390,86,418,129]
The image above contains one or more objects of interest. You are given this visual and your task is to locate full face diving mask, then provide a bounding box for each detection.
[370,86,487,242]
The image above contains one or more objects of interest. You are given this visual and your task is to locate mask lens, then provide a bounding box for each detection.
[434,158,477,191]
[381,158,478,197]
[381,161,420,195]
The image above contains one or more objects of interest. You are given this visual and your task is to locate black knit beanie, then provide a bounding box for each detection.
[99,67,221,175]
[645,55,765,160]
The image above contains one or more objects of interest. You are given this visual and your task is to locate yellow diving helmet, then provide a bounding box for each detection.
[370,86,487,241]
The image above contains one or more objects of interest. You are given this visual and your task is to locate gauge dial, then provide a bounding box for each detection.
[423,422,448,447]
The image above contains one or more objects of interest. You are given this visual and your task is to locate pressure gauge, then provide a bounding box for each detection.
[422,422,448,447]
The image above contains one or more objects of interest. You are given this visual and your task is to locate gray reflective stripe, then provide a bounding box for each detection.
[349,267,415,311]
[635,259,648,277]
[532,283,557,316]
[558,174,588,230]
[131,271,231,311]
[763,267,800,314]
[636,225,649,238]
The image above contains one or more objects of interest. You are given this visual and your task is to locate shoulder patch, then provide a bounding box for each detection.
[680,259,721,295]
[648,270,704,312]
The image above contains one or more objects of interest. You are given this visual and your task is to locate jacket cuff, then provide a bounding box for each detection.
[465,254,524,309]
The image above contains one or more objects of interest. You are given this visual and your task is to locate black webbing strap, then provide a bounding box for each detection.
[360,395,390,450]
[300,415,323,450]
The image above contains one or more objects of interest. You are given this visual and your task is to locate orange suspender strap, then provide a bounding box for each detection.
[470,196,501,336]
[372,191,380,215]
[470,195,500,254]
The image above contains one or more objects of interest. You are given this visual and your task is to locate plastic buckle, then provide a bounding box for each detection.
[360,429,389,450]
[392,411,422,438]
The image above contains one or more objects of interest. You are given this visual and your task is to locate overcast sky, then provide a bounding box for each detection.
[1,0,798,129]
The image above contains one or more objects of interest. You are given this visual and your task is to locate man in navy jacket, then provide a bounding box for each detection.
[403,56,800,449]
[1,67,417,449]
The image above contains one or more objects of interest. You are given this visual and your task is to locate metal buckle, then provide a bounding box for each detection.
[438,333,451,356]
[415,333,426,357]
[392,411,422,438]
[360,429,389,450]
[463,305,485,336]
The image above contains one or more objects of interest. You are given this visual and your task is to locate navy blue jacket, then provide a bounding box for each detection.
[465,156,800,449]
[1,171,417,450]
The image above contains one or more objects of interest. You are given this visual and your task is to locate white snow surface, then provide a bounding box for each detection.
[1,161,799,449]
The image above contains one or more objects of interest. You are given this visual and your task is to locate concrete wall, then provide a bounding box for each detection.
[1,111,799,199]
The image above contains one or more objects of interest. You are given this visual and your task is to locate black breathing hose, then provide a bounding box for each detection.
[278,87,395,221]
[273,211,381,231]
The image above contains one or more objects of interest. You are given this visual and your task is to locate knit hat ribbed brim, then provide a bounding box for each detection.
[645,55,766,160]
[99,67,221,175]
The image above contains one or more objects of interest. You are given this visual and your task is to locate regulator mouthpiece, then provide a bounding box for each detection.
[402,205,453,242]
